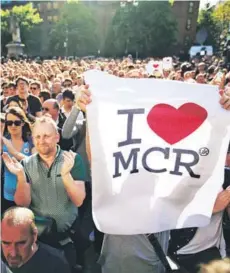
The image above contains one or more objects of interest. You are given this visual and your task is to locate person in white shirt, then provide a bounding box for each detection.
[61,90,75,119]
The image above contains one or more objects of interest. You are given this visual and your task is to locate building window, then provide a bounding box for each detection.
[53,2,58,9]
[47,16,53,22]
[53,15,58,22]
[188,2,194,13]
[186,19,192,30]
[47,2,52,10]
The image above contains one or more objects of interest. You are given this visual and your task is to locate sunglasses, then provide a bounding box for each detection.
[63,84,71,88]
[30,87,37,90]
[6,120,23,126]
[42,107,49,112]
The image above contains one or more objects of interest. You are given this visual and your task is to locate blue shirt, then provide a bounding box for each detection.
[3,141,32,201]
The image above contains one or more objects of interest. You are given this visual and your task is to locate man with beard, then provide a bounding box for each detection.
[2,116,87,269]
[1,207,70,273]
[2,116,86,231]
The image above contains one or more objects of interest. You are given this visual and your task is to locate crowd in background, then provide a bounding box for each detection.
[0,55,230,273]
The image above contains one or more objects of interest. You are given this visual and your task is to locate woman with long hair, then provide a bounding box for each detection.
[39,73,50,90]
[1,106,35,212]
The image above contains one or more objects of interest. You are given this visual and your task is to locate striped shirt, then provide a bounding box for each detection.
[22,146,86,232]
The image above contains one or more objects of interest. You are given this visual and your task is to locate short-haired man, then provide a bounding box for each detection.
[7,82,16,97]
[2,116,86,228]
[62,78,73,89]
[39,90,51,104]
[30,81,41,97]
[41,99,72,150]
[6,77,42,117]
[1,207,71,273]
[62,89,75,118]
[2,117,86,268]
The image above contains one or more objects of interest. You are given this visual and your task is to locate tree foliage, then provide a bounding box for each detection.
[1,3,43,55]
[197,0,230,50]
[104,1,177,58]
[197,6,221,49]
[49,1,99,56]
[1,3,42,31]
[213,0,230,35]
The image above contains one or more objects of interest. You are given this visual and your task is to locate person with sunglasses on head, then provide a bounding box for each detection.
[1,107,35,213]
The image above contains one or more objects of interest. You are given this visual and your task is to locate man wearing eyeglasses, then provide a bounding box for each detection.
[30,81,41,97]
[6,77,42,118]
[2,117,86,270]
[41,99,72,151]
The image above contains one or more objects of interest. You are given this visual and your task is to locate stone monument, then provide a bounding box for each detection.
[6,14,25,58]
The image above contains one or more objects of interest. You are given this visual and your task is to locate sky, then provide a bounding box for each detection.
[199,0,220,9]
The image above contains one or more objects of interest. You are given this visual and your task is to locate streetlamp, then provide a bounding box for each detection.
[64,24,69,58]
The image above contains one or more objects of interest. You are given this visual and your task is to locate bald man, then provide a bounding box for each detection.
[1,207,70,273]
[41,99,66,128]
[2,117,86,267]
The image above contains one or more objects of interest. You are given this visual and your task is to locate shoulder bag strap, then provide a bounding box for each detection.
[147,234,172,272]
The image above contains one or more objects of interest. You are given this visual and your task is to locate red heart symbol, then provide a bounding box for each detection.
[153,64,159,68]
[147,103,208,144]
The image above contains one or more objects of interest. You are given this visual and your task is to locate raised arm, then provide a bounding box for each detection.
[76,87,92,163]
[62,106,84,139]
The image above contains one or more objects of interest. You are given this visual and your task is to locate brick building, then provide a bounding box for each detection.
[172,1,200,53]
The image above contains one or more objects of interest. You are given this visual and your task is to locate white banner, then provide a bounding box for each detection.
[85,70,230,235]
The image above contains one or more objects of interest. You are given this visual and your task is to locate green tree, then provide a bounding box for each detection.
[213,0,230,36]
[104,1,177,57]
[197,5,221,50]
[1,3,43,55]
[49,1,99,57]
[197,0,230,52]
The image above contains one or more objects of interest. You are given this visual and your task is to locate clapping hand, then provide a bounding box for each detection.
[2,152,24,176]
[61,151,76,177]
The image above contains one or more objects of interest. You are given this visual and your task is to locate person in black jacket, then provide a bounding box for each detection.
[41,99,72,151]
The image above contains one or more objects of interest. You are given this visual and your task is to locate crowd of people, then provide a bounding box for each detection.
[0,55,230,273]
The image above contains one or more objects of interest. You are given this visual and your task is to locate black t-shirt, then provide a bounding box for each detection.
[8,243,71,273]
[6,95,42,117]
